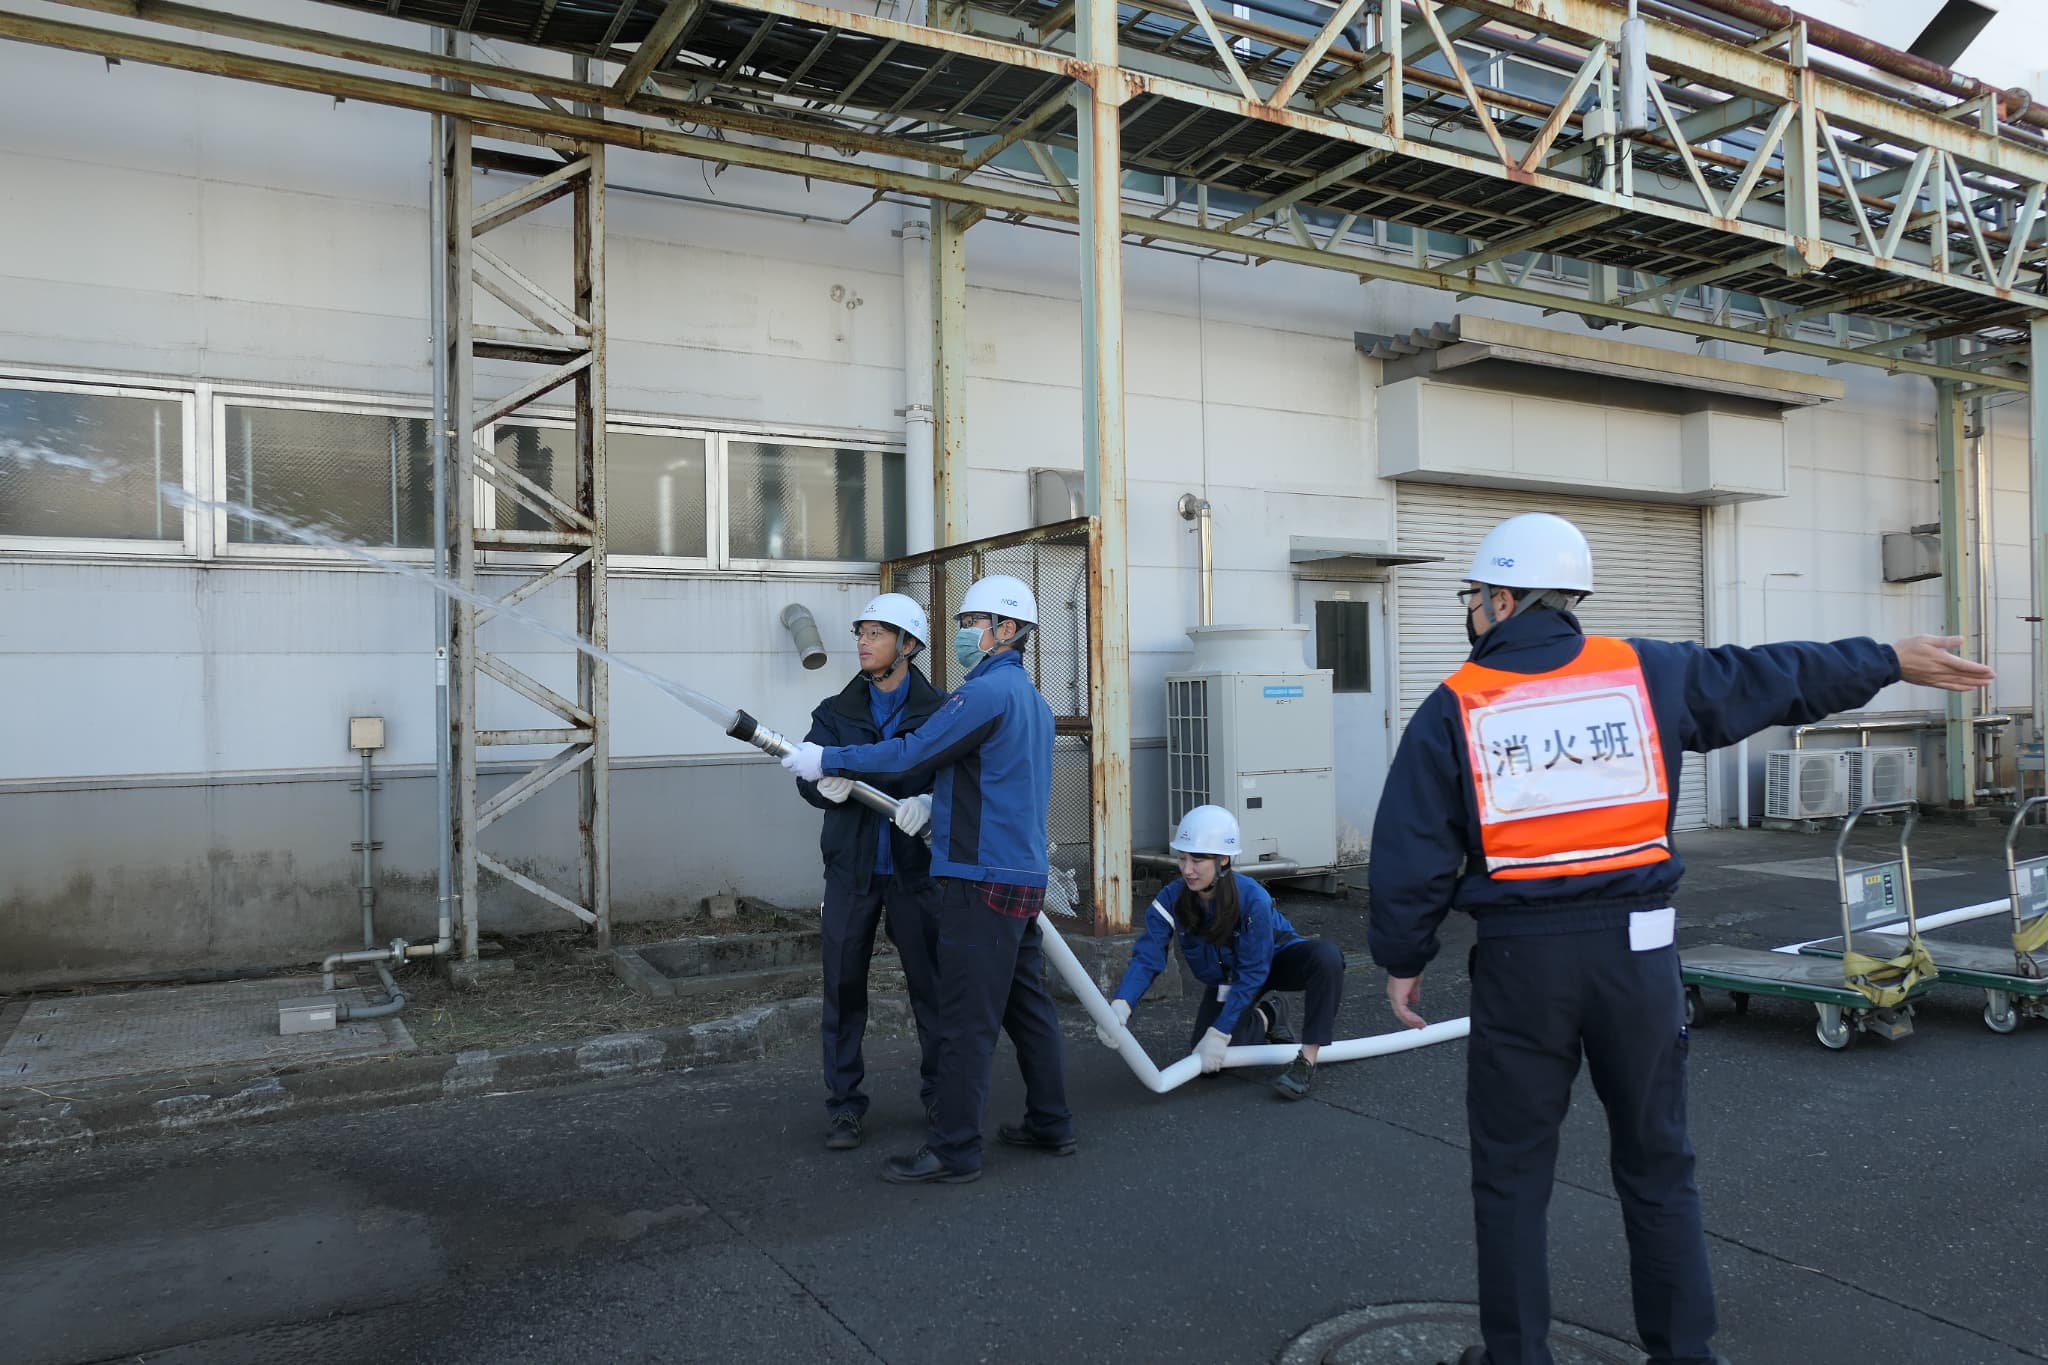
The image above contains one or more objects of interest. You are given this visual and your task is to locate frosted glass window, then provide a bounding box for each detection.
[225,404,432,548]
[0,386,183,541]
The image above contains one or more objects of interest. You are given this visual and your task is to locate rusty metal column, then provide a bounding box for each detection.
[932,205,968,548]
[2032,319,2048,758]
[445,117,481,962]
[1937,365,1974,806]
[575,145,611,948]
[1078,0,1131,934]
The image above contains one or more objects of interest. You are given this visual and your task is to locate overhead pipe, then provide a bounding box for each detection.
[1677,0,2047,135]
[1178,493,1213,627]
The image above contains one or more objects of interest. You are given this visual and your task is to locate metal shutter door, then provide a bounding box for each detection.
[1394,484,1711,831]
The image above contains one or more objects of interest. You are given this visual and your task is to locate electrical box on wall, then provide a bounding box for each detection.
[1881,527,1942,584]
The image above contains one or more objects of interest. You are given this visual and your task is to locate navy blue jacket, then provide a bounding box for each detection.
[795,668,943,895]
[1367,609,1901,978]
[823,650,1054,887]
[1115,873,1304,1037]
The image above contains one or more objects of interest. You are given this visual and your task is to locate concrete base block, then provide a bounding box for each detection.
[439,956,518,991]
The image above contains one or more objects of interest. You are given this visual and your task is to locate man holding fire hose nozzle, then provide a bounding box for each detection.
[782,574,1075,1185]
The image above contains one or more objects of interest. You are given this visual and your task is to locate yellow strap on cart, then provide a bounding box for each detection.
[1841,935,1937,1009]
[2016,912,2048,956]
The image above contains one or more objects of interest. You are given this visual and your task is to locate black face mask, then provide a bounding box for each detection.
[1465,606,1481,646]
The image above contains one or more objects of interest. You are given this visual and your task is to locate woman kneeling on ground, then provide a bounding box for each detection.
[1099,805,1344,1100]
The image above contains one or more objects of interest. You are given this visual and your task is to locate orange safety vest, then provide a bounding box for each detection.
[1447,636,1673,880]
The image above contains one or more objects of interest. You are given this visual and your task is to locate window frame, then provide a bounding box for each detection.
[0,371,200,558]
[479,412,721,574]
[211,387,442,564]
[718,430,908,577]
[2,367,913,576]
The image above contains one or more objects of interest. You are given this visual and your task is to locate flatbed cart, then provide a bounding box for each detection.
[1798,796,2048,1034]
[1681,804,1937,1050]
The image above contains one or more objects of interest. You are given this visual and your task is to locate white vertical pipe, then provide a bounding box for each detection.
[901,204,936,555]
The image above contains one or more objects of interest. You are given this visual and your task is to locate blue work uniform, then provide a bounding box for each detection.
[796,668,945,1122]
[1115,873,1344,1048]
[825,649,1072,1172]
[1369,608,1900,1365]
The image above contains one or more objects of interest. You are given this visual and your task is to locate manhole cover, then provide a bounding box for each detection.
[1278,1302,1641,1364]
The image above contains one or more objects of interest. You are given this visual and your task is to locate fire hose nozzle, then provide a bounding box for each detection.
[730,709,901,819]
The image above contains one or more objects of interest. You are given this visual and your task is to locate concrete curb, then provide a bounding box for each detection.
[0,994,908,1159]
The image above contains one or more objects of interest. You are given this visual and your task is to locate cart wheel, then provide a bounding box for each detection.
[1684,985,1701,1028]
[1983,992,2020,1035]
[1815,1004,1855,1050]
[1732,992,1751,1015]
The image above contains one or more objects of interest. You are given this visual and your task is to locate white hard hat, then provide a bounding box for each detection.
[856,592,929,648]
[1170,804,1241,858]
[959,574,1038,626]
[1464,513,1594,594]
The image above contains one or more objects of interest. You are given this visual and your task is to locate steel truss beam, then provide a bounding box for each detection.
[0,4,2024,390]
[13,0,2047,361]
[446,125,611,954]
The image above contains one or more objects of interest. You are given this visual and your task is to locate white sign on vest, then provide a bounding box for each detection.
[1467,680,1665,825]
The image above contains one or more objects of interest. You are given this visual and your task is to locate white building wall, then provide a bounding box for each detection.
[0,0,2034,985]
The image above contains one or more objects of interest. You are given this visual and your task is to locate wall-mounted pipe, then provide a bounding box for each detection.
[779,603,829,671]
[1178,493,1213,627]
[900,206,937,555]
[1036,912,1467,1092]
[355,750,377,950]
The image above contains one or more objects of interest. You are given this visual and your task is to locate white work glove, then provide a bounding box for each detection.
[893,793,932,836]
[1196,1027,1230,1075]
[1096,999,1132,1051]
[780,742,826,783]
[815,776,853,804]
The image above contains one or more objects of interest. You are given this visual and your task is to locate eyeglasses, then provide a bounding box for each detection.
[852,625,897,643]
[957,613,994,628]
[1456,588,1484,608]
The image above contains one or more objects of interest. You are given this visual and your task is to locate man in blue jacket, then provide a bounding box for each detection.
[782,574,1072,1184]
[1368,512,1993,1365]
[794,592,947,1152]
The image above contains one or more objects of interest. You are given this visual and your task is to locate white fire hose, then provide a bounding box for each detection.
[741,707,1470,1090]
[1035,912,1469,1093]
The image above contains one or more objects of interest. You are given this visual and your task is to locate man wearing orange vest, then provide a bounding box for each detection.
[1367,512,1993,1365]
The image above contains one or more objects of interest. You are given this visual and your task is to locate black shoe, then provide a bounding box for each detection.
[996,1122,1077,1156]
[825,1114,862,1150]
[1273,1055,1315,1101]
[1258,998,1297,1046]
[881,1146,981,1184]
[1451,1347,1488,1365]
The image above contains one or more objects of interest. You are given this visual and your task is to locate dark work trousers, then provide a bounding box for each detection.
[927,877,1073,1172]
[1187,938,1345,1051]
[1467,930,1717,1365]
[821,872,943,1121]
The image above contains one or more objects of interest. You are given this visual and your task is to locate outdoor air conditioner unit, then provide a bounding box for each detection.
[1165,625,1337,872]
[1845,746,1919,810]
[1765,749,1853,821]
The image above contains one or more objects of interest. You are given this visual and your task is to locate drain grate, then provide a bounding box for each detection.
[1279,1302,1642,1365]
